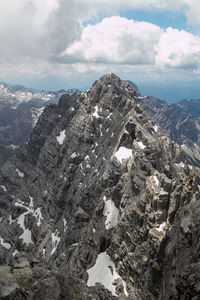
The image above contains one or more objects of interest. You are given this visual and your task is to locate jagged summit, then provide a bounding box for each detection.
[0,74,200,299]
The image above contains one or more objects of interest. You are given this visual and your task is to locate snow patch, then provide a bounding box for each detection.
[103,196,119,230]
[34,208,43,226]
[14,197,43,244]
[92,106,100,118]
[114,147,132,164]
[51,229,60,255]
[188,165,193,170]
[138,141,146,149]
[29,196,34,209]
[71,152,78,158]
[0,185,7,192]
[153,125,158,132]
[156,222,166,232]
[175,162,185,168]
[153,175,159,187]
[13,250,19,256]
[16,168,24,178]
[63,218,67,232]
[8,144,19,150]
[57,130,66,145]
[87,251,128,296]
[106,113,112,119]
[0,237,11,249]
[19,226,33,245]
[99,124,103,136]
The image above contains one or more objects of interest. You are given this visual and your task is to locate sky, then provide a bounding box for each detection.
[1,0,200,101]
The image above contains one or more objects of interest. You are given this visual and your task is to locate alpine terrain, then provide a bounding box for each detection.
[0,74,200,299]
[0,82,78,167]
[141,96,200,166]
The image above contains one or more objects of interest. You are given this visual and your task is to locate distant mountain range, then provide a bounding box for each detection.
[140,96,200,166]
[0,82,80,166]
[1,74,200,299]
[0,80,200,167]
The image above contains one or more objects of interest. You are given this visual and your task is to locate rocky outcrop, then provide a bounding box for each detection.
[0,82,79,167]
[0,74,200,299]
[141,95,200,166]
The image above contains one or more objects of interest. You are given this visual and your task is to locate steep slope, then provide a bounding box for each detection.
[0,74,200,299]
[0,82,79,167]
[141,96,200,166]
[176,98,200,118]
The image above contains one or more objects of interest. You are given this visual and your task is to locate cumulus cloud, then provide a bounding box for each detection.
[185,0,200,30]
[0,0,88,59]
[156,28,200,69]
[62,17,162,64]
[1,0,200,85]
[61,16,200,72]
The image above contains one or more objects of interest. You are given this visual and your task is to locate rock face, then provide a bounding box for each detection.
[0,74,200,299]
[0,82,79,167]
[141,95,200,166]
[176,98,200,118]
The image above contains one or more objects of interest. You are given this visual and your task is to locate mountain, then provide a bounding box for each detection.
[176,98,200,118]
[0,82,80,167]
[0,73,200,299]
[141,95,200,166]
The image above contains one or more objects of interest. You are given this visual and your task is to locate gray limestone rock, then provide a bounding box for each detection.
[0,73,200,299]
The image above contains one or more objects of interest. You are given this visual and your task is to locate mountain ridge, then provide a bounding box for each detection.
[0,74,200,299]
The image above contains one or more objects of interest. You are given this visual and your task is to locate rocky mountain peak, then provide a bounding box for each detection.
[0,74,200,299]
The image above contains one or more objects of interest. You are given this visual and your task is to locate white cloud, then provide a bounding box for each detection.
[0,0,200,89]
[156,28,200,69]
[185,0,200,30]
[62,17,162,65]
[61,16,200,73]
[0,0,85,59]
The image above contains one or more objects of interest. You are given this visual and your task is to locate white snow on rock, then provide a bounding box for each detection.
[71,152,78,158]
[114,147,132,164]
[29,196,34,209]
[106,113,112,119]
[156,222,166,232]
[13,250,19,256]
[19,225,33,245]
[153,125,158,132]
[32,107,45,127]
[14,207,33,245]
[138,141,146,149]
[99,124,103,136]
[92,106,100,118]
[188,165,193,170]
[51,229,60,255]
[8,144,19,150]
[34,208,43,226]
[14,197,43,245]
[103,196,119,230]
[175,162,185,168]
[153,175,159,187]
[63,218,67,232]
[87,251,128,296]
[57,129,66,145]
[0,185,7,192]
[16,168,24,178]
[0,236,11,249]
